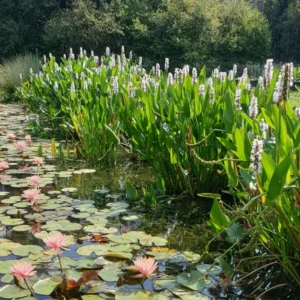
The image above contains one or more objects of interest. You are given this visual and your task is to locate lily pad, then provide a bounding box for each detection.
[1,274,13,284]
[116,290,170,300]
[33,278,60,295]
[84,225,118,234]
[12,225,32,232]
[122,215,139,221]
[1,218,24,226]
[0,260,19,274]
[73,169,96,174]
[82,296,105,300]
[103,252,132,260]
[99,269,121,282]
[195,264,222,276]
[77,244,110,256]
[177,271,214,291]
[0,285,31,299]
[72,213,90,219]
[13,245,44,257]
[61,187,78,193]
[53,257,77,269]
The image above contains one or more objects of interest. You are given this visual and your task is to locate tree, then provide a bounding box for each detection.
[0,0,60,59]
[43,0,123,56]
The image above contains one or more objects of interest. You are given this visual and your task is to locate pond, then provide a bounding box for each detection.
[0,104,297,299]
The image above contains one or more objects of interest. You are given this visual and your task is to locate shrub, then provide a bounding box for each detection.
[0,53,41,94]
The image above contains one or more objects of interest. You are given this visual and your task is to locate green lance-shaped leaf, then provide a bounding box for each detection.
[266,156,291,205]
[209,198,230,232]
[223,91,234,132]
[125,183,138,200]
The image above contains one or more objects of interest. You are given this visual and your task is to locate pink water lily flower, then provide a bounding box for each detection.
[11,261,36,279]
[132,256,158,278]
[0,161,9,170]
[43,232,67,255]
[7,133,17,140]
[16,141,27,152]
[25,135,32,143]
[22,188,40,205]
[32,156,45,166]
[28,175,42,187]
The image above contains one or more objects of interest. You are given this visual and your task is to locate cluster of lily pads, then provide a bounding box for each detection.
[0,105,223,299]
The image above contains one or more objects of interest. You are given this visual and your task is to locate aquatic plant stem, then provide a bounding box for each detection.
[58,254,64,272]
[24,278,34,296]
[141,277,147,289]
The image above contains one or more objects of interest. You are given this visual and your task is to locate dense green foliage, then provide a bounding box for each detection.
[0,0,59,58]
[18,49,300,286]
[262,0,300,62]
[0,0,270,67]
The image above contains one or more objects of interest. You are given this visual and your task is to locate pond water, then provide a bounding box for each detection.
[0,104,297,299]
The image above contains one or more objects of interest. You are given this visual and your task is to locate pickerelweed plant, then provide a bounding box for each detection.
[18,49,300,200]
[207,60,300,288]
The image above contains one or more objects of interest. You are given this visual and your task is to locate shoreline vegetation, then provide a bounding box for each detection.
[0,0,300,297]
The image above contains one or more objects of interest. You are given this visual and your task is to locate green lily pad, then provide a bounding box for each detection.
[122,215,139,221]
[139,235,168,247]
[82,296,105,300]
[168,252,200,264]
[13,202,31,208]
[24,213,42,220]
[40,203,61,210]
[99,269,121,282]
[0,241,21,250]
[28,252,53,263]
[33,278,60,295]
[1,274,13,284]
[0,249,11,257]
[2,198,21,204]
[77,244,110,256]
[177,271,214,291]
[12,225,32,232]
[195,264,222,276]
[84,225,118,234]
[72,213,90,219]
[42,220,82,232]
[47,190,61,195]
[53,257,77,269]
[13,245,44,257]
[154,278,183,292]
[1,218,24,226]
[61,187,78,193]
[173,292,209,299]
[73,169,96,174]
[0,260,19,274]
[116,290,170,300]
[103,252,132,260]
[0,285,31,299]
[0,192,10,196]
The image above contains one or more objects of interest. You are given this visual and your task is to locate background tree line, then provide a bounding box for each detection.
[0,0,298,67]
